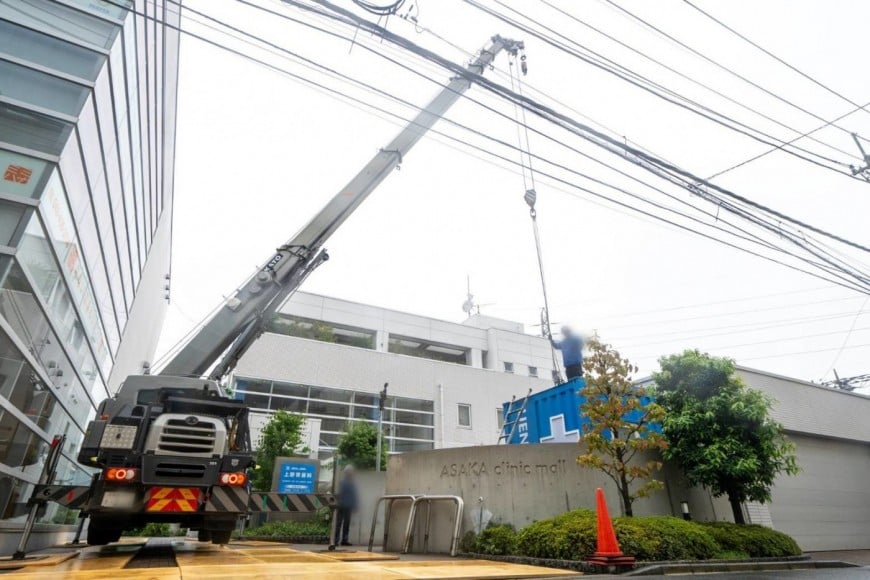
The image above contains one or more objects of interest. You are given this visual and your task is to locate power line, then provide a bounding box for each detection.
[680,0,870,118]
[466,0,859,179]
[603,0,862,138]
[535,0,862,164]
[127,0,870,296]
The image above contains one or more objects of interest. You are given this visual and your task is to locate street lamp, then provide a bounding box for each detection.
[375,382,388,472]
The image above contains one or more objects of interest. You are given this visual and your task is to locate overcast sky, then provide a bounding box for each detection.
[157,0,870,389]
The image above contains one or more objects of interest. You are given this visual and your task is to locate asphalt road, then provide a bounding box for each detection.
[630,569,870,579]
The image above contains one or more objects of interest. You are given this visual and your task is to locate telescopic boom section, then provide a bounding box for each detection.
[161,35,523,380]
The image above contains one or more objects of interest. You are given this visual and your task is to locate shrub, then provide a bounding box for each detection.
[244,519,330,538]
[123,523,174,537]
[613,516,718,561]
[516,509,597,561]
[701,522,801,558]
[474,524,517,555]
[459,531,477,553]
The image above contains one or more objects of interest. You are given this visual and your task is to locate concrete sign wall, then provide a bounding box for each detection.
[385,443,732,553]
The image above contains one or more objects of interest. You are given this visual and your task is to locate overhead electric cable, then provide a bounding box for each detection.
[681,0,870,118]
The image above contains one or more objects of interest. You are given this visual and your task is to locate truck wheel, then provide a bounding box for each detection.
[209,529,233,545]
[87,524,122,546]
[197,529,211,542]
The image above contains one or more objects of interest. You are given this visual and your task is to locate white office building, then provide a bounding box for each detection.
[232,291,555,456]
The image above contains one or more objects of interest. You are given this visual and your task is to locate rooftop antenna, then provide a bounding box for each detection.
[462,275,476,316]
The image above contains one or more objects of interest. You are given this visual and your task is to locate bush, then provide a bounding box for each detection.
[474,524,517,555]
[123,523,174,537]
[613,516,718,561]
[701,522,801,558]
[244,519,330,538]
[516,509,597,561]
[459,531,477,553]
[510,510,800,562]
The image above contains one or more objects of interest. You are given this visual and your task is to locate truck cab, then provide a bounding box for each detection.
[77,375,253,545]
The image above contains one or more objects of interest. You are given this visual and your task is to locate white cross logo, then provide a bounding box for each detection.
[540,414,580,443]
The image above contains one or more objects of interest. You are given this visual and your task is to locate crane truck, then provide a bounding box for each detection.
[25,35,523,547]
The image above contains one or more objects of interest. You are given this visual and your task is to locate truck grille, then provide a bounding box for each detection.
[157,419,217,454]
[154,462,207,478]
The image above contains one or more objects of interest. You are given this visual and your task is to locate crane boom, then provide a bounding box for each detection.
[160,35,523,379]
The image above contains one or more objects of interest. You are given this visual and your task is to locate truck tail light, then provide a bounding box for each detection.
[219,472,247,486]
[105,467,139,482]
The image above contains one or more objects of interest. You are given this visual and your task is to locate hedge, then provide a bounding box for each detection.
[243,520,330,538]
[469,509,800,562]
[701,522,801,558]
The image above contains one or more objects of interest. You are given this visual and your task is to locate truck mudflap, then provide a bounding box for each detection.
[29,485,91,509]
[205,488,336,513]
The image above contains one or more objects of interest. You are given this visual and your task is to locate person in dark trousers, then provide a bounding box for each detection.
[333,465,358,547]
[552,326,584,380]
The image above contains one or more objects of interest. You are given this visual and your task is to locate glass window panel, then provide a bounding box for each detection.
[94,68,133,309]
[0,201,25,246]
[319,432,340,447]
[352,406,378,421]
[393,397,434,413]
[0,59,90,117]
[269,396,306,413]
[0,103,72,156]
[308,386,352,403]
[0,20,105,80]
[18,215,109,402]
[235,392,268,410]
[271,382,307,398]
[393,410,434,427]
[62,0,131,21]
[458,404,471,428]
[353,392,378,407]
[307,400,349,418]
[0,149,50,200]
[0,0,120,48]
[40,169,114,372]
[234,378,270,395]
[0,260,95,427]
[315,418,347,433]
[122,18,146,271]
[390,424,434,440]
[390,440,433,453]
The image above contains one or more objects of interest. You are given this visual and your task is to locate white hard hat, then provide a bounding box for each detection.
[343,464,355,473]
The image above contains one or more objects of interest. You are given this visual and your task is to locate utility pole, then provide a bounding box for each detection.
[375,382,388,471]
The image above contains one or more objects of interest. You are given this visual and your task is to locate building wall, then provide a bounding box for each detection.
[0,0,178,543]
[235,332,552,453]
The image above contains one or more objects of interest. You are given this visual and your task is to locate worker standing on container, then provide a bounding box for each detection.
[551,326,584,380]
[333,465,358,547]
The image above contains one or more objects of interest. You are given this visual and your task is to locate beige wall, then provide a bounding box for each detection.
[383,443,732,553]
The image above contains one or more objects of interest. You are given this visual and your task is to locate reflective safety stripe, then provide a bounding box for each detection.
[146,488,202,512]
[29,485,90,509]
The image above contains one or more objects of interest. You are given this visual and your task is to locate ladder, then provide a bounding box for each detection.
[498,389,532,444]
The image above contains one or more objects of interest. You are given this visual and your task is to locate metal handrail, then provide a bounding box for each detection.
[367,494,419,552]
[402,495,464,557]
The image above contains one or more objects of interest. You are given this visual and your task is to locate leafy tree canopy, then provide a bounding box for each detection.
[653,350,799,523]
[578,336,667,516]
[252,411,305,491]
[337,421,388,471]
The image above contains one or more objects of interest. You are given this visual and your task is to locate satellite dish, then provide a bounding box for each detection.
[462,296,474,314]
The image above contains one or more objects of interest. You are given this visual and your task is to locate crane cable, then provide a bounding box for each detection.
[508,49,564,385]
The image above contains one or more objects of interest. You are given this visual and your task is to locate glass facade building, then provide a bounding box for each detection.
[0,0,179,532]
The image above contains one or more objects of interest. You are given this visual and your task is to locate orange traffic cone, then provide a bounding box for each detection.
[586,488,636,569]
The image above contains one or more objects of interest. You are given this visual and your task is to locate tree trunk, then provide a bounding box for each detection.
[620,472,633,517]
[728,493,745,524]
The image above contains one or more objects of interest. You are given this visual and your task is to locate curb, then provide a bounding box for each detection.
[240,536,330,544]
[459,552,823,575]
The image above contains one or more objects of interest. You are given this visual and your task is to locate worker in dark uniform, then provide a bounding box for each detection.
[333,465,358,547]
[551,326,584,380]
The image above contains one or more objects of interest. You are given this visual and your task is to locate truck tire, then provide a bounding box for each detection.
[209,529,233,545]
[87,523,122,546]
[197,529,211,542]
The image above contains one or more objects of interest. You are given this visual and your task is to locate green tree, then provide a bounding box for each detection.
[577,336,667,516]
[653,350,799,524]
[336,421,388,471]
[252,411,305,491]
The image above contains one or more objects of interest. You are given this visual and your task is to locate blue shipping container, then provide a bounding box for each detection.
[501,379,660,444]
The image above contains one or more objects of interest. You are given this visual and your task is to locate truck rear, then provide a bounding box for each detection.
[77,375,254,545]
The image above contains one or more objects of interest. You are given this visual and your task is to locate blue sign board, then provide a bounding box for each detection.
[502,379,661,445]
[277,462,316,493]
